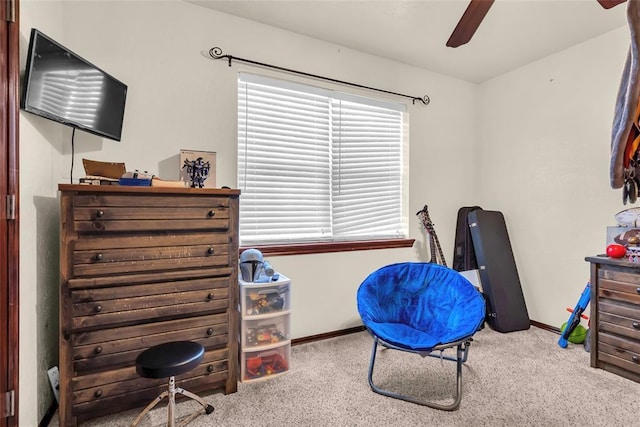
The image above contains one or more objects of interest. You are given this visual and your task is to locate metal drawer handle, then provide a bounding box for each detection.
[207,293,214,300]
[207,247,214,255]
[632,322,640,329]
[94,346,102,354]
[207,365,214,373]
[94,253,103,261]
[208,210,216,217]
[637,287,640,294]
[207,328,214,336]
[633,355,640,364]
[95,305,102,313]
[94,390,102,398]
[96,210,104,218]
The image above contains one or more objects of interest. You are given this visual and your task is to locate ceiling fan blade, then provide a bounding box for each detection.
[597,0,627,9]
[446,0,495,48]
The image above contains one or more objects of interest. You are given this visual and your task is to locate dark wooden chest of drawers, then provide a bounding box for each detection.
[58,185,240,426]
[586,256,640,383]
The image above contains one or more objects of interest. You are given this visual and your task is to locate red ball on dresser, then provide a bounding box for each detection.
[606,243,627,258]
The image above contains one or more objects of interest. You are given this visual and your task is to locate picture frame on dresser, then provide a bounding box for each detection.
[180,149,217,188]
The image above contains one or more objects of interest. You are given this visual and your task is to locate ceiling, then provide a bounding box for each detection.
[189,0,629,83]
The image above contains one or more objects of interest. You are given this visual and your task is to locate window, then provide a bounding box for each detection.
[238,73,408,247]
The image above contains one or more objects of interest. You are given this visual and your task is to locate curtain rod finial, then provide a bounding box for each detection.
[413,96,430,106]
[209,46,224,59]
[209,46,233,67]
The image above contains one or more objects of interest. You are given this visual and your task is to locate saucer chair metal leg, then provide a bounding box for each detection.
[367,336,467,411]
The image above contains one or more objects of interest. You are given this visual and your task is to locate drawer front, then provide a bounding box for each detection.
[67,266,233,290]
[599,312,640,340]
[72,194,231,233]
[72,233,230,277]
[598,294,640,341]
[73,194,232,209]
[72,313,229,372]
[72,348,229,406]
[599,332,640,355]
[73,244,229,277]
[598,299,640,320]
[599,268,640,286]
[71,277,230,330]
[599,278,640,304]
[71,276,230,302]
[598,339,640,376]
[73,233,228,251]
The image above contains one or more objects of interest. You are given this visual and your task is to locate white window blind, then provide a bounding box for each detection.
[238,73,407,246]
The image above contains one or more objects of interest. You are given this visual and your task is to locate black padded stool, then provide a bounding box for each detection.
[130,341,214,427]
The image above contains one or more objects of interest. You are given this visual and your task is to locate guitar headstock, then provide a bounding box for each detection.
[417,205,434,230]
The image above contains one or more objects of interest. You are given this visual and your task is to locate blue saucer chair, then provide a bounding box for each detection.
[357,262,486,410]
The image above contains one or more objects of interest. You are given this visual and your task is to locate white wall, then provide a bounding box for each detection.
[19,1,478,423]
[19,1,67,421]
[478,27,629,329]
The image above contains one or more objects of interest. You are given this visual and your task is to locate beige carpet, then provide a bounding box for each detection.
[50,326,640,427]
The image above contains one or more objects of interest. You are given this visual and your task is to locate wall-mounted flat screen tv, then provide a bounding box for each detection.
[21,28,128,142]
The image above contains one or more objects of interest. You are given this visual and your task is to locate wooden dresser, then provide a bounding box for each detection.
[586,255,640,383]
[58,185,240,426]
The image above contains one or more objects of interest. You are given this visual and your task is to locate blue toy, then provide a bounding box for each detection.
[558,282,591,348]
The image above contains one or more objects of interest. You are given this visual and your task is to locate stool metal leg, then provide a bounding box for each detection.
[130,376,214,427]
[130,390,169,427]
[174,387,215,427]
[168,376,176,427]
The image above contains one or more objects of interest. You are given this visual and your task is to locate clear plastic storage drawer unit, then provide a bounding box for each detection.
[239,274,291,382]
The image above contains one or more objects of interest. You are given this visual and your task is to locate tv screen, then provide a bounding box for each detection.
[21,29,127,141]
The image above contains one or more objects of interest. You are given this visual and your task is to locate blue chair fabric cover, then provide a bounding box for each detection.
[357,262,486,410]
[357,262,486,352]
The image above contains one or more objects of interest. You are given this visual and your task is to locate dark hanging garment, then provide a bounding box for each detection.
[468,210,530,333]
[452,206,483,272]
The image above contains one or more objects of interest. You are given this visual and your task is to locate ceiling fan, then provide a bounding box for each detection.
[446,0,628,48]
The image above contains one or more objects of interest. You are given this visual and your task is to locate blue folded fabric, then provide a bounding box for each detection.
[357,262,485,352]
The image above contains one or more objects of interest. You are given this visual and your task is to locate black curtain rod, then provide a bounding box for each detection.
[208,47,430,106]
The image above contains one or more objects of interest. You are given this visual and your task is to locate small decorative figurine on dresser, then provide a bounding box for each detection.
[182,156,211,188]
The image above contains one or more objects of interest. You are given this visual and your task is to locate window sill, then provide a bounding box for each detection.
[240,238,415,256]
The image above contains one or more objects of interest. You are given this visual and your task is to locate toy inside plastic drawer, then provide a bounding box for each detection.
[243,283,290,316]
[243,314,290,349]
[242,344,290,381]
